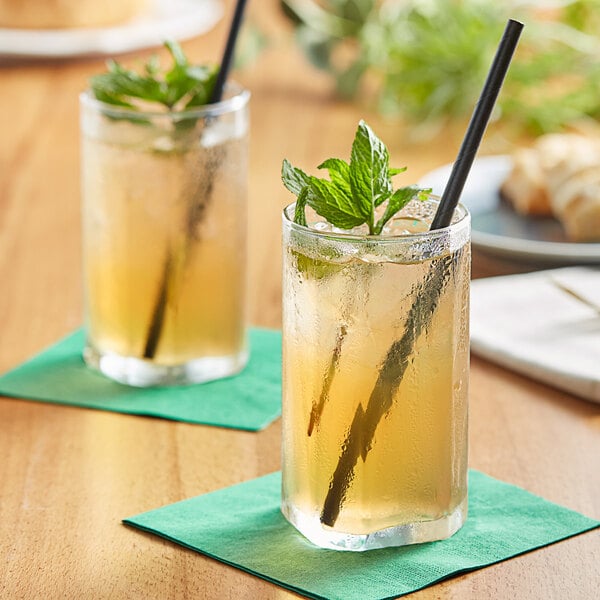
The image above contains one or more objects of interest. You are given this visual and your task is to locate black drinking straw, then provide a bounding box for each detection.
[430,18,524,230]
[142,0,249,359]
[320,19,524,528]
[210,0,249,103]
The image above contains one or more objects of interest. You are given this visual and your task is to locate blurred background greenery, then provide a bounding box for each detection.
[276,0,600,136]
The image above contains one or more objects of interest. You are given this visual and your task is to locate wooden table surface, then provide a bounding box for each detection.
[1,2,598,598]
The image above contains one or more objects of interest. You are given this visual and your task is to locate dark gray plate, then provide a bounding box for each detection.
[420,155,600,264]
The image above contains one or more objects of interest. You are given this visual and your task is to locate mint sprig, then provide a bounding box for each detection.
[90,41,218,112]
[282,120,429,234]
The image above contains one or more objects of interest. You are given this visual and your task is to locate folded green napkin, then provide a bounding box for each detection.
[124,470,599,600]
[0,328,281,431]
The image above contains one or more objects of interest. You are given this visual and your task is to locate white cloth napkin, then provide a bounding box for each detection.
[470,267,600,404]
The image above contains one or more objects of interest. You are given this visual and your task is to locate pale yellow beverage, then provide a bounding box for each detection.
[80,86,249,386]
[281,199,470,551]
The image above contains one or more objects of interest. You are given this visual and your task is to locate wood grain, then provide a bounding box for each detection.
[1,2,598,599]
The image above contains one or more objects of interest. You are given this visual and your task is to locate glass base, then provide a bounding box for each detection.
[83,343,248,387]
[282,495,467,552]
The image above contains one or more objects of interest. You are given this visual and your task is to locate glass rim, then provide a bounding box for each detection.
[282,196,471,244]
[79,81,250,120]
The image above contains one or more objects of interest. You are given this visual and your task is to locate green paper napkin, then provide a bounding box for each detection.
[0,328,281,431]
[124,470,599,600]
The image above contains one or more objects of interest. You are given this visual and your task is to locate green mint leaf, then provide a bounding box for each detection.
[294,186,309,226]
[163,42,203,108]
[90,41,217,112]
[308,176,366,230]
[318,158,352,195]
[90,86,135,109]
[389,166,407,176]
[283,158,363,228]
[348,120,393,228]
[144,55,160,77]
[185,66,218,107]
[164,40,188,69]
[282,159,311,196]
[163,41,217,108]
[373,186,427,235]
[92,62,164,104]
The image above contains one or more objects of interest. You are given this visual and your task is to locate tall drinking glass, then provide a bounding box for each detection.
[281,198,470,551]
[80,84,250,387]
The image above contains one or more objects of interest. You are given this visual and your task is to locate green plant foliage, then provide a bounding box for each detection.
[281,0,600,134]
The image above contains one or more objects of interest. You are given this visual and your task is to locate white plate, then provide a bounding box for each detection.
[420,155,600,264]
[0,0,222,59]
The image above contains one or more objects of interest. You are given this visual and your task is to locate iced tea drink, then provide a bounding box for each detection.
[281,198,470,551]
[80,85,249,386]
